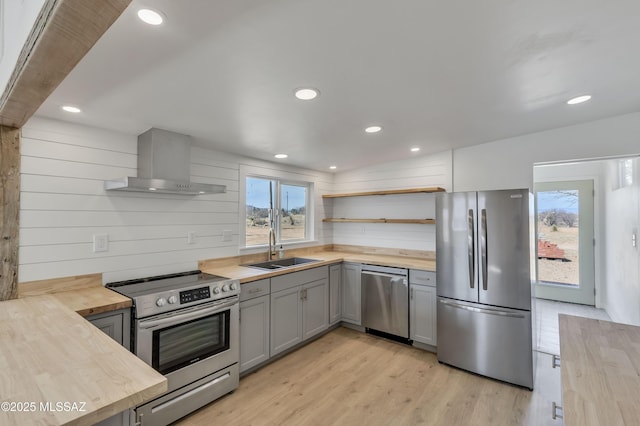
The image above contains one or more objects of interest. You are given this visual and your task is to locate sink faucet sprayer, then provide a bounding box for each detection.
[268,227,277,260]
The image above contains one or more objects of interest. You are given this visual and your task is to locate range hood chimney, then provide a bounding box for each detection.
[105,128,226,195]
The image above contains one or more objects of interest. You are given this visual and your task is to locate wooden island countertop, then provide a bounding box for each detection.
[559,314,640,426]
[1,280,166,426]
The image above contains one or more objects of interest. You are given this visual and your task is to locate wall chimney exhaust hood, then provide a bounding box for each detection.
[104,128,226,195]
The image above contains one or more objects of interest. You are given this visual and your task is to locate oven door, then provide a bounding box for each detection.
[136,296,239,393]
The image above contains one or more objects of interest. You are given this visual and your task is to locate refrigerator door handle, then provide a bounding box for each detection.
[467,209,475,289]
[481,208,488,291]
[439,299,526,319]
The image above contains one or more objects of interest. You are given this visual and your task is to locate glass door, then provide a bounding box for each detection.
[534,180,595,305]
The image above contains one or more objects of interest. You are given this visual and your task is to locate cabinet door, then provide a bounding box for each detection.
[341,262,362,324]
[329,264,342,324]
[240,294,270,372]
[270,286,303,356]
[87,309,129,349]
[303,278,329,340]
[410,284,437,346]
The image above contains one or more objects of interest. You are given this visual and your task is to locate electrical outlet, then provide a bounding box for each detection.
[187,231,196,244]
[93,234,109,253]
[222,230,232,242]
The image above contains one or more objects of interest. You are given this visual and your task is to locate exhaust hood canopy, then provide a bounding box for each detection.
[104,128,226,195]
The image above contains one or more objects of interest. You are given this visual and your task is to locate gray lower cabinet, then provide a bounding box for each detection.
[240,279,271,373]
[329,264,341,324]
[409,269,437,346]
[271,267,329,357]
[86,309,132,426]
[87,308,131,350]
[341,262,361,325]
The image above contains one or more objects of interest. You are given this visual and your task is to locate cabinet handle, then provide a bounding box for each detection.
[551,401,563,420]
[134,412,144,426]
[410,288,414,300]
[552,355,561,369]
[249,288,263,294]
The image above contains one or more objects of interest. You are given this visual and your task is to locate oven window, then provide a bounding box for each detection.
[152,311,229,375]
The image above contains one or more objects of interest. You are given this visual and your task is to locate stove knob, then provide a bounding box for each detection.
[222,284,229,292]
[156,298,167,307]
[213,287,221,294]
[168,295,177,304]
[230,282,238,291]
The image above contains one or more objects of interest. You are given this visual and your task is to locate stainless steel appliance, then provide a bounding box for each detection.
[361,265,409,340]
[107,270,240,426]
[436,189,536,389]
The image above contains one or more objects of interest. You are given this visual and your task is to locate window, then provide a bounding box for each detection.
[245,176,310,247]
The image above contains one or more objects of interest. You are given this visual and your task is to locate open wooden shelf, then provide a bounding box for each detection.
[322,187,445,199]
[323,218,436,224]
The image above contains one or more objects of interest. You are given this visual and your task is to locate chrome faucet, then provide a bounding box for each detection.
[268,227,277,260]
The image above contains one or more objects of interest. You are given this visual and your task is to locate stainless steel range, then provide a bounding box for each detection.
[107,270,240,426]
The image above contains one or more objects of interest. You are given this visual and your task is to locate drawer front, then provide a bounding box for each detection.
[410,269,436,287]
[271,266,328,293]
[240,279,271,302]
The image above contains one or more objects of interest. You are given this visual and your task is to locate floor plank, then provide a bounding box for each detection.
[176,328,562,426]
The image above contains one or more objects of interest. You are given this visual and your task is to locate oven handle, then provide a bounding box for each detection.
[138,297,238,330]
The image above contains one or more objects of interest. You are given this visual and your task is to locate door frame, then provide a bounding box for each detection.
[534,179,596,305]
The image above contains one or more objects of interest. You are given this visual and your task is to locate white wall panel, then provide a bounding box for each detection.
[330,150,451,251]
[453,111,640,192]
[19,117,332,283]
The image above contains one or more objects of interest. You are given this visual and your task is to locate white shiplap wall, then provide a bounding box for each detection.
[329,150,452,251]
[20,117,332,283]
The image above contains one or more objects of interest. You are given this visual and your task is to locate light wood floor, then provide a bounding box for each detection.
[176,327,562,426]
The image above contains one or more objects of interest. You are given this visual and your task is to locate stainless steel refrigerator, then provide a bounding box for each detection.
[436,189,535,389]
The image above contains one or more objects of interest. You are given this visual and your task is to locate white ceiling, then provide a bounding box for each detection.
[35,0,640,172]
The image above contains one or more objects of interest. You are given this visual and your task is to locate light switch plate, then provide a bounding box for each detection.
[93,234,109,253]
[187,231,196,244]
[222,230,232,241]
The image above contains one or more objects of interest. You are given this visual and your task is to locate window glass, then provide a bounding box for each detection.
[245,177,275,247]
[280,183,307,242]
[245,177,310,246]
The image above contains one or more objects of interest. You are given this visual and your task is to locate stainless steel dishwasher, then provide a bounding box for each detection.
[361,265,409,340]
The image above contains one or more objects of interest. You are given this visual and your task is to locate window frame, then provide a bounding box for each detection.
[240,167,314,249]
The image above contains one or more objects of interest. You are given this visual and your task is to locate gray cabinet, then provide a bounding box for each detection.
[329,264,341,324]
[303,278,329,339]
[239,279,271,373]
[87,308,131,350]
[341,262,361,325]
[409,269,437,346]
[86,309,131,426]
[271,267,329,357]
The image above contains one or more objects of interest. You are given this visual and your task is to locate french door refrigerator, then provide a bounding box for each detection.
[436,189,535,389]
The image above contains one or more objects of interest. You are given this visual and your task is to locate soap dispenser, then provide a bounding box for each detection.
[278,245,284,259]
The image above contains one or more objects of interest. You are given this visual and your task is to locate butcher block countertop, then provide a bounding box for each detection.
[200,248,436,283]
[0,295,166,426]
[18,273,132,317]
[559,314,640,426]
[1,282,166,425]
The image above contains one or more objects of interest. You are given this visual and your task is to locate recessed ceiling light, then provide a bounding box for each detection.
[148,187,157,191]
[294,88,319,100]
[567,95,591,105]
[274,154,288,159]
[329,166,337,170]
[137,8,164,25]
[411,147,420,152]
[365,125,382,133]
[62,105,81,113]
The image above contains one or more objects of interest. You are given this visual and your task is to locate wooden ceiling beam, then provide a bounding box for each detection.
[0,0,131,128]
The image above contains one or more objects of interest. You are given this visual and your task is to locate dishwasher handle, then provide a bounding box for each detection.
[361,270,408,281]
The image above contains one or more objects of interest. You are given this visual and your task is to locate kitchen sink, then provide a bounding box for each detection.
[243,257,321,270]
